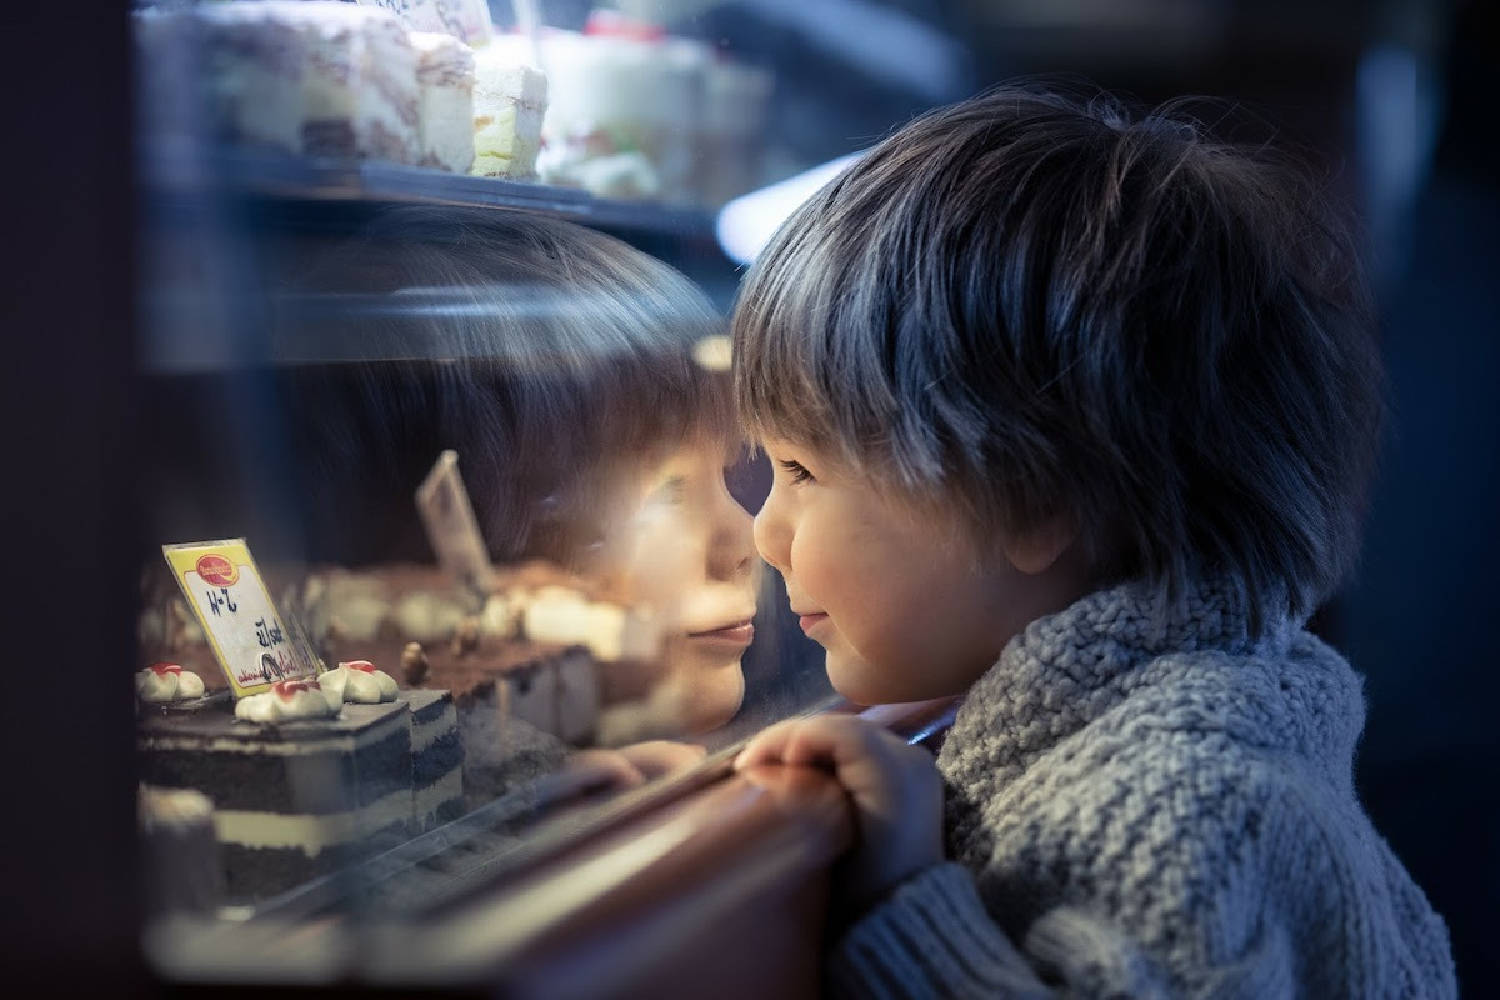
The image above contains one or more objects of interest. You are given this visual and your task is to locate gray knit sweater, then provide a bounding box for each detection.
[830,579,1457,998]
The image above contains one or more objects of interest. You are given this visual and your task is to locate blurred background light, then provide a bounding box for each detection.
[715,152,862,265]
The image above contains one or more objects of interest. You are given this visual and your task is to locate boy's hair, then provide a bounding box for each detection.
[280,206,731,566]
[733,84,1383,632]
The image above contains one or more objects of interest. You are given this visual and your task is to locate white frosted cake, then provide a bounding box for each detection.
[470,40,548,180]
[135,2,420,164]
[272,1,421,162]
[195,2,310,155]
[410,30,476,172]
[536,25,701,203]
[138,684,414,901]
[270,1,366,158]
[356,5,421,163]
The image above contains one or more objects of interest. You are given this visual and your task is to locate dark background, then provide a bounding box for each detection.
[3,0,1495,991]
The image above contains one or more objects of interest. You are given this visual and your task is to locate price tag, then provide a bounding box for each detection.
[161,539,321,698]
[415,450,495,593]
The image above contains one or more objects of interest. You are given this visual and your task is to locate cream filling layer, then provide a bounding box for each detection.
[414,769,464,820]
[212,788,412,858]
[472,101,544,175]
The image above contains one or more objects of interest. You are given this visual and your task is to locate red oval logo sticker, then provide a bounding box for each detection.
[195,553,240,587]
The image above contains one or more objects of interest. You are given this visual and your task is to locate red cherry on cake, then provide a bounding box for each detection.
[273,679,321,697]
[149,662,183,676]
[340,660,378,673]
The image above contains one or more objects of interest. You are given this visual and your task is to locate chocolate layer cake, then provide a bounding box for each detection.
[137,698,412,901]
[407,689,464,829]
[139,785,224,917]
[296,564,607,746]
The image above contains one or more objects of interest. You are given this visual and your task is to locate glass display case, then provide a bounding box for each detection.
[120,1,856,989]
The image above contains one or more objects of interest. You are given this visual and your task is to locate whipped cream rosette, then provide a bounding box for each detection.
[319,659,400,708]
[235,678,338,722]
[136,662,208,703]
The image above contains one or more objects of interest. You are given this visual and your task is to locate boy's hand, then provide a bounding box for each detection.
[734,714,943,913]
[563,741,707,793]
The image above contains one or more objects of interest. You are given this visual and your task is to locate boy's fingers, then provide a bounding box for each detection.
[618,740,706,779]
[778,716,879,769]
[733,718,804,769]
[735,716,892,777]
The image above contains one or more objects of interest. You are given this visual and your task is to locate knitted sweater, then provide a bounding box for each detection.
[830,579,1457,999]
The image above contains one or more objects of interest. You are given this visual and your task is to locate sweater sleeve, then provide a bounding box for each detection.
[826,863,1052,999]
[827,864,1211,999]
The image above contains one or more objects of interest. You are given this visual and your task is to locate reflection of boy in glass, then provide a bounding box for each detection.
[284,206,757,793]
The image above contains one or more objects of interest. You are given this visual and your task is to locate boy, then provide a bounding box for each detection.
[733,85,1457,998]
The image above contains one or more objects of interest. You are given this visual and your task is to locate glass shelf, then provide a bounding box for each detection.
[140,141,720,240]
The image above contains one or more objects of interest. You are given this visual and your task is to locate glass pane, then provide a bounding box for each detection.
[130,1,835,966]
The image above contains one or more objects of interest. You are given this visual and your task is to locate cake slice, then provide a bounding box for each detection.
[357,5,421,163]
[195,2,309,155]
[407,689,464,829]
[410,31,476,173]
[138,696,413,901]
[470,42,547,180]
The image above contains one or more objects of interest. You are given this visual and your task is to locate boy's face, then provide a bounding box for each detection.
[583,441,759,733]
[754,438,1021,705]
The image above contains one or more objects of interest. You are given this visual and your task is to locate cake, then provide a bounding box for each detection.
[407,688,464,829]
[353,4,421,163]
[195,2,309,156]
[276,2,366,158]
[533,15,774,206]
[470,41,548,180]
[410,30,476,172]
[535,21,701,204]
[358,0,494,47]
[138,785,224,917]
[134,2,421,165]
[275,2,420,163]
[291,563,648,746]
[137,688,413,901]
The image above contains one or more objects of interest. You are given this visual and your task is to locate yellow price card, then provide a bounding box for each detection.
[161,539,321,698]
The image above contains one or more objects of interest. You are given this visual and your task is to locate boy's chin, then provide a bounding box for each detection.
[823,647,912,707]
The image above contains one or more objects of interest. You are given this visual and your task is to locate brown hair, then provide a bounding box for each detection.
[283,206,732,567]
[733,83,1383,632]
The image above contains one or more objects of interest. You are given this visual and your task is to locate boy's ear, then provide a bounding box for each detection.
[1001,515,1078,576]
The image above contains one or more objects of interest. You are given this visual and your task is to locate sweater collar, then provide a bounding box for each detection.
[941,576,1297,776]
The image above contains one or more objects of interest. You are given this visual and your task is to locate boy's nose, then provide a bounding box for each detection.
[752,486,791,577]
[707,482,756,582]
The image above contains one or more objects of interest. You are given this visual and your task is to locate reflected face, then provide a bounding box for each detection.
[586,441,758,737]
[752,438,1025,706]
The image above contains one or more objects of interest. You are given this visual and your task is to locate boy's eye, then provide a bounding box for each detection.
[778,459,815,485]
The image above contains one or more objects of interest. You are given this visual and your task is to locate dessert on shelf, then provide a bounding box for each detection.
[471,39,548,179]
[133,0,534,178]
[138,786,224,916]
[406,688,465,830]
[411,30,477,172]
[290,561,642,747]
[535,12,773,206]
[133,556,466,902]
[137,683,414,901]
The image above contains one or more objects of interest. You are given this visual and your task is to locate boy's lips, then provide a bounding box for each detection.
[796,612,829,634]
[686,620,756,646]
